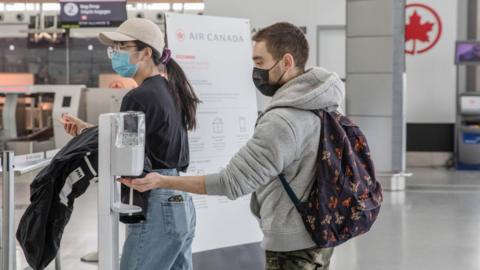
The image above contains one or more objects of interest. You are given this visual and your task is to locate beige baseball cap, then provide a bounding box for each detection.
[98,18,165,53]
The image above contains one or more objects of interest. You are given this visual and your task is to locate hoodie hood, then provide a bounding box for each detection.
[266,67,345,112]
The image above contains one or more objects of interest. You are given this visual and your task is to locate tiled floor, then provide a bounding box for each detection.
[10,167,480,270]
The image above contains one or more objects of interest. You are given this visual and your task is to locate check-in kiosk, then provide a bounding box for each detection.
[454,41,480,170]
[0,85,86,154]
[85,88,129,125]
[456,92,480,169]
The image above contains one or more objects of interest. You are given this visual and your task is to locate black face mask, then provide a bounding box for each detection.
[252,61,286,97]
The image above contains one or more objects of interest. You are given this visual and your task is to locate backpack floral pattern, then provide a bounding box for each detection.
[279,110,383,248]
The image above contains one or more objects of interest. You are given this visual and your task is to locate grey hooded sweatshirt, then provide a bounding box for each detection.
[205,67,345,252]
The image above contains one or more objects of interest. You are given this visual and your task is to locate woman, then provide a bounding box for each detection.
[61,18,200,270]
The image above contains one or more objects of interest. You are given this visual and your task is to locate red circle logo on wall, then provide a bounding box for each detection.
[176,29,185,42]
[405,3,442,55]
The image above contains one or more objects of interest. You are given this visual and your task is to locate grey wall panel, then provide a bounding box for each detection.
[346,74,393,116]
[347,0,393,37]
[346,0,406,181]
[350,116,393,172]
[346,37,393,73]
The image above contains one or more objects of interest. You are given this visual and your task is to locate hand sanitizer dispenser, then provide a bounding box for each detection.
[111,113,145,176]
[98,112,145,270]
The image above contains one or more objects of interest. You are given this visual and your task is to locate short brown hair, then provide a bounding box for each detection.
[252,22,309,69]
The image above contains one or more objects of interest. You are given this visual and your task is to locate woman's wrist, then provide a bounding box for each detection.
[77,123,94,135]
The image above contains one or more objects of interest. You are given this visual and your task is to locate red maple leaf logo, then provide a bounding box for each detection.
[405,4,443,55]
[406,11,434,52]
[176,30,185,42]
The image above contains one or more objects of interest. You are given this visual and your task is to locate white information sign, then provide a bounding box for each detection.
[165,13,263,252]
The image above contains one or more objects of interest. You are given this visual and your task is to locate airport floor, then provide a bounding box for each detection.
[11,167,480,270]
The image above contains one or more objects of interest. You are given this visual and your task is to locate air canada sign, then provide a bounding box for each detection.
[176,29,245,43]
[405,3,442,55]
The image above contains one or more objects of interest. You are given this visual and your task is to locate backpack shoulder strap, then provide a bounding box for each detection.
[278,174,301,207]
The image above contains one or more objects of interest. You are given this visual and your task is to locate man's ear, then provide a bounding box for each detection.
[283,53,296,70]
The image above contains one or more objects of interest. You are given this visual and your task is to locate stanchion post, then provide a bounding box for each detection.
[2,151,15,270]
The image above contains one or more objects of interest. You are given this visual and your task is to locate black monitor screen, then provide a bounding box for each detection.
[62,96,72,107]
[455,41,480,65]
[60,0,127,28]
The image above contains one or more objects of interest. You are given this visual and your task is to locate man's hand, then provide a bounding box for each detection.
[120,173,207,195]
[119,172,163,192]
[58,113,93,137]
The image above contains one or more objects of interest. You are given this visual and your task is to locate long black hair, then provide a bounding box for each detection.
[135,40,200,131]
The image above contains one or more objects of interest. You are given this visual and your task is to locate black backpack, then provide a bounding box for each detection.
[278,110,383,248]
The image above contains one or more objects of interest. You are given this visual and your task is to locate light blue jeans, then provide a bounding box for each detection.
[120,169,196,270]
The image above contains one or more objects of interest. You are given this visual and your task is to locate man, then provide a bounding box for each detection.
[121,22,345,270]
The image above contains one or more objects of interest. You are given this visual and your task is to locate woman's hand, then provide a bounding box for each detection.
[119,172,164,192]
[58,113,93,137]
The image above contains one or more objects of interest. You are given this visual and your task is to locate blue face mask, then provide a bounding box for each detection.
[111,51,139,78]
